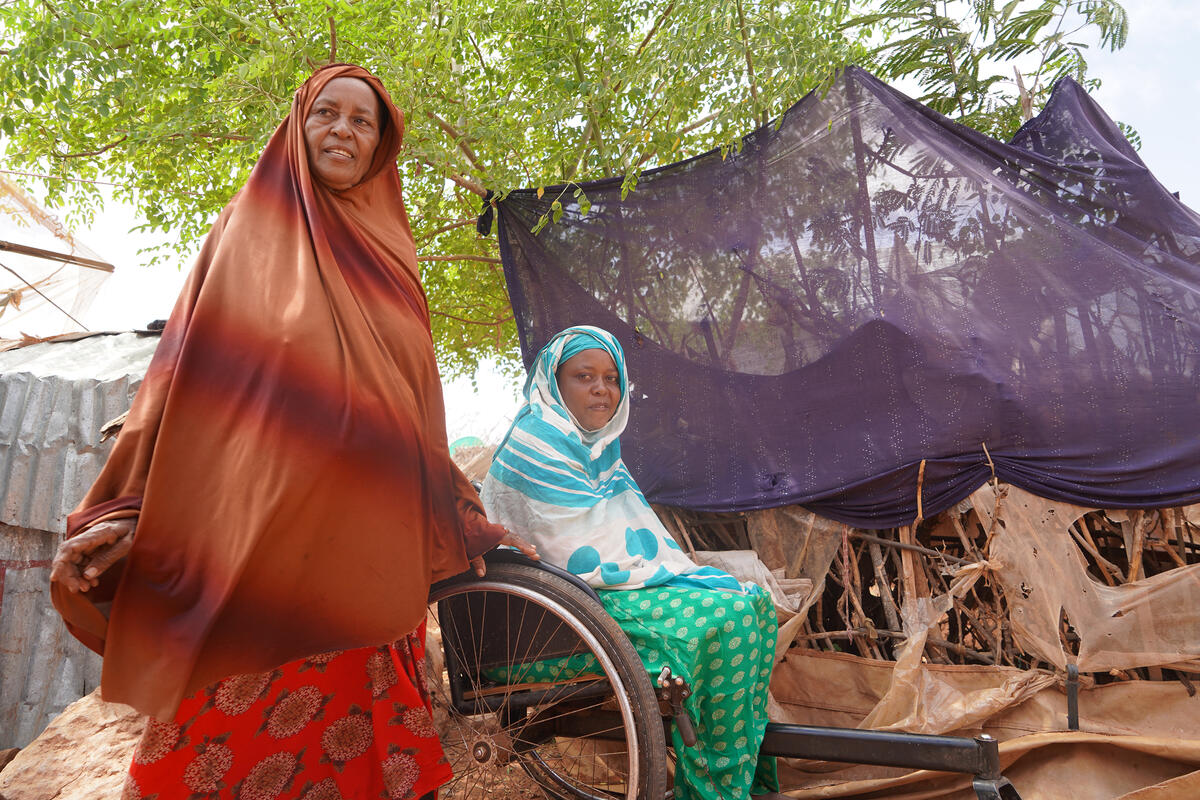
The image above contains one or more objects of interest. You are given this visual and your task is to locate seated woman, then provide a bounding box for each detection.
[481,325,780,800]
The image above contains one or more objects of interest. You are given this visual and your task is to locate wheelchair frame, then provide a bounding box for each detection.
[428,549,1020,800]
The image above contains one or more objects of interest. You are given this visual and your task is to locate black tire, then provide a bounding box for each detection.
[428,561,668,800]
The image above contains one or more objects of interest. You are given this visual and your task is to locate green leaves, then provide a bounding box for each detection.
[0,0,1128,377]
[849,0,1129,140]
[620,171,639,201]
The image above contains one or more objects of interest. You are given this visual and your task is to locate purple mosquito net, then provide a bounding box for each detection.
[492,66,1200,528]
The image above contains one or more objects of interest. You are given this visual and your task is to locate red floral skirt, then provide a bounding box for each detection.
[123,623,450,800]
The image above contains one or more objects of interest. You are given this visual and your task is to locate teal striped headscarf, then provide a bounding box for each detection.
[481,326,742,592]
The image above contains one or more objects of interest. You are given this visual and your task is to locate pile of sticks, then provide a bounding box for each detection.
[658,494,1200,682]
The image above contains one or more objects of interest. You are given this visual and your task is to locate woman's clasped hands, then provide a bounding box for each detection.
[50,517,136,593]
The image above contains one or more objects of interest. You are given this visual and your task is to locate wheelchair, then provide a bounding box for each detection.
[427,549,1021,800]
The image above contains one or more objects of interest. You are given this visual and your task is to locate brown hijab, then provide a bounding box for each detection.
[51,64,505,719]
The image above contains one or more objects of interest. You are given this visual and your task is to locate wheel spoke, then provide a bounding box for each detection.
[428,566,665,800]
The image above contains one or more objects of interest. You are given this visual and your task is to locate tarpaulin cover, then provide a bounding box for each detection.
[0,177,111,339]
[770,648,1200,800]
[494,66,1200,527]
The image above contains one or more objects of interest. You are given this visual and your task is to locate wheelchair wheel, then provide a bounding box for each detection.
[428,560,668,800]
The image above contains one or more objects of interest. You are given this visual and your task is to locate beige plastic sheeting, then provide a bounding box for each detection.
[692,549,814,618]
[755,487,1200,797]
[770,649,1200,799]
[747,505,844,663]
[857,561,1057,733]
[973,484,1200,673]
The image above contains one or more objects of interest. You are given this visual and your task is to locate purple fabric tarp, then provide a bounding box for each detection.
[493,66,1200,528]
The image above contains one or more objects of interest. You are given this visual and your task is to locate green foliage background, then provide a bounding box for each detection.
[0,0,1127,376]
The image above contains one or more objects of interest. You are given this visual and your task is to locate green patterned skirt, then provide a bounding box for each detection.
[600,584,778,800]
[491,584,779,798]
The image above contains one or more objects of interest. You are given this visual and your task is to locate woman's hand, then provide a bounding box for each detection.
[50,518,136,593]
[470,530,539,577]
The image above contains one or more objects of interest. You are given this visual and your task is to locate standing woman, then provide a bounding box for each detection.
[50,64,530,799]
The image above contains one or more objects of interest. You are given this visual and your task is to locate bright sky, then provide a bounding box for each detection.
[1084,0,1200,204]
[18,0,1200,441]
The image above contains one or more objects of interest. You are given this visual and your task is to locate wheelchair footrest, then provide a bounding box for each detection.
[760,725,1021,799]
[657,667,699,748]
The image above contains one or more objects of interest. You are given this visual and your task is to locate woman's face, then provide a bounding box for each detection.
[556,349,621,431]
[304,77,382,190]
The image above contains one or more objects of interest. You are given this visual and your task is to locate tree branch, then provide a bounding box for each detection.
[1027,2,1071,99]
[418,254,501,264]
[421,160,487,196]
[1013,67,1033,122]
[328,15,337,63]
[634,111,720,168]
[735,0,763,123]
[52,130,249,160]
[266,0,300,40]
[681,110,719,136]
[559,4,610,171]
[561,0,676,181]
[465,30,488,74]
[0,168,202,196]
[416,217,478,241]
[167,132,251,142]
[52,136,128,159]
[425,111,484,172]
[565,119,595,182]
[931,3,969,118]
[429,308,512,326]
[633,1,677,61]
[602,0,678,102]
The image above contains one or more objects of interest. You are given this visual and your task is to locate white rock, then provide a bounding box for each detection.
[0,689,142,800]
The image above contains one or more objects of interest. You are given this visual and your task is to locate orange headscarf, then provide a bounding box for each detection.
[51,64,505,719]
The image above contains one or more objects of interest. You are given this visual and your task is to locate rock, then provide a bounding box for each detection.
[0,689,143,800]
[0,748,18,773]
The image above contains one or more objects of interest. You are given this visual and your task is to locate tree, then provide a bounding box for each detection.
[0,0,1126,376]
[847,0,1129,138]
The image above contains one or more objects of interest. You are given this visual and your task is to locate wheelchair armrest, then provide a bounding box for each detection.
[479,547,603,604]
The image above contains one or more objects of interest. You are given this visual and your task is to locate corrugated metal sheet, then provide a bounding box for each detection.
[0,332,158,533]
[0,524,102,748]
[0,332,156,747]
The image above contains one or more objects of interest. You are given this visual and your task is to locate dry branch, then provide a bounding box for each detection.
[656,488,1198,682]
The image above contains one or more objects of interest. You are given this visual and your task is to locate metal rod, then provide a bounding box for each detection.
[0,258,91,330]
[760,723,1001,778]
[0,239,114,271]
[1067,664,1080,730]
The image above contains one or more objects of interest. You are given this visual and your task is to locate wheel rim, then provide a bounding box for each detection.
[427,578,643,800]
